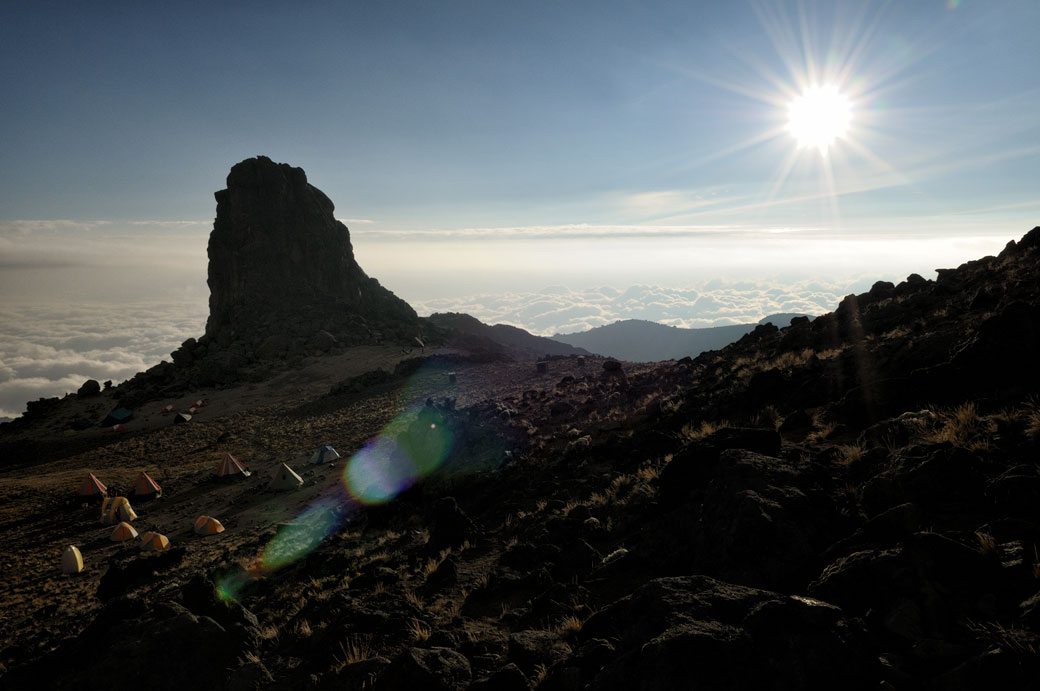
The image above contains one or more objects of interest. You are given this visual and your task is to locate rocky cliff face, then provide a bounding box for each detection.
[205,156,417,348]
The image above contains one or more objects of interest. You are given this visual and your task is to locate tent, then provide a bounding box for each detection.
[174,412,192,424]
[130,471,162,499]
[61,545,84,574]
[309,445,341,465]
[101,407,133,427]
[110,521,138,542]
[215,453,250,478]
[100,496,137,524]
[272,463,303,491]
[194,515,225,536]
[78,472,107,498]
[140,533,170,551]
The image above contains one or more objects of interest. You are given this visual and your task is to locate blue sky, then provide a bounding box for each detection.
[3,0,1037,235]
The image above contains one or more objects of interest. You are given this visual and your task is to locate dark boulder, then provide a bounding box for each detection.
[568,576,874,690]
[77,379,101,397]
[378,646,471,691]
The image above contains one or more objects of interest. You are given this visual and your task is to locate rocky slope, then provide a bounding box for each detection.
[1,227,1038,691]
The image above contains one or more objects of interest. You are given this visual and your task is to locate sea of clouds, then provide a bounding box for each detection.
[0,278,873,421]
[408,278,871,337]
[0,301,207,420]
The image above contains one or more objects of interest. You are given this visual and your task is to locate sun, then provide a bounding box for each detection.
[787,85,852,154]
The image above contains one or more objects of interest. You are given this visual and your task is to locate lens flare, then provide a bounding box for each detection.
[343,402,455,505]
[260,499,343,570]
[213,358,472,602]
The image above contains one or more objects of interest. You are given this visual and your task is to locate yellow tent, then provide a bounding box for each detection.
[140,533,170,551]
[100,496,138,524]
[194,515,225,536]
[110,522,138,542]
[61,545,84,574]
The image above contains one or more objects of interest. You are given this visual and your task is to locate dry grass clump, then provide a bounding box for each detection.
[965,620,1038,656]
[409,617,432,641]
[293,618,313,638]
[836,444,866,466]
[806,411,837,443]
[420,548,452,580]
[681,419,729,441]
[259,624,280,641]
[334,635,375,670]
[1026,408,1040,442]
[552,614,585,639]
[403,588,425,608]
[974,531,998,557]
[920,403,995,451]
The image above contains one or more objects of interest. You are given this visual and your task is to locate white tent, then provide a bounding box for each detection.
[61,545,84,574]
[272,463,304,491]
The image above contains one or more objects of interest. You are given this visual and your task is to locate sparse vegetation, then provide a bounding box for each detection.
[681,419,729,441]
[836,444,865,466]
[335,636,375,669]
[918,403,996,451]
[409,617,431,641]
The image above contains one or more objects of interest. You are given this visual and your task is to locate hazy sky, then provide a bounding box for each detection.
[1,0,1038,415]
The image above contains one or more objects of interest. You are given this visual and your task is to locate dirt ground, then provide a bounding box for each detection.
[0,348,627,669]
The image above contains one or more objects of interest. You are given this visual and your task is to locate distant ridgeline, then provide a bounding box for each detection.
[553,313,812,362]
[426,312,589,362]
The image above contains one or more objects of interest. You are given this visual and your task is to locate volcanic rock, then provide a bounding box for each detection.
[205,156,419,349]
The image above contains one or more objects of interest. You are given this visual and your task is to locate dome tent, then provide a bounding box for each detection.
[110,522,138,542]
[61,546,84,574]
[101,407,133,427]
[194,515,225,536]
[140,533,170,551]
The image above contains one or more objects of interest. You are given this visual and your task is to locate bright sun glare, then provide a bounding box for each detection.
[787,85,852,154]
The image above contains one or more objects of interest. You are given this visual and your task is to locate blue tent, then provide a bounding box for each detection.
[309,445,341,464]
[102,407,133,427]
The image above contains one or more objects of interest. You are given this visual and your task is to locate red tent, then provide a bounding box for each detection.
[78,473,107,497]
[130,471,162,498]
[215,453,250,478]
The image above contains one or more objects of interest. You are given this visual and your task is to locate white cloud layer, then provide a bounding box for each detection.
[0,301,207,419]
[410,278,870,337]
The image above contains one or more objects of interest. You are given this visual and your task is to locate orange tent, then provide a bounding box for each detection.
[131,471,162,499]
[78,473,107,497]
[111,521,138,542]
[215,453,250,478]
[194,515,225,536]
[140,533,170,551]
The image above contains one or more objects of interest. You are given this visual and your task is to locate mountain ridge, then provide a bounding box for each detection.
[553,312,812,361]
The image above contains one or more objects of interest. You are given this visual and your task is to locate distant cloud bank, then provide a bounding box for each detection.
[410,279,865,337]
[0,302,206,419]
